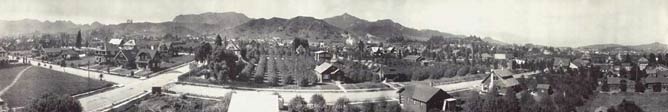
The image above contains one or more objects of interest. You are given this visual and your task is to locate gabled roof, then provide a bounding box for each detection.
[137,49,158,58]
[109,38,123,45]
[536,84,551,89]
[42,48,65,53]
[638,57,649,63]
[402,55,423,61]
[644,76,668,84]
[398,85,448,102]
[494,69,515,78]
[0,47,6,53]
[314,62,334,74]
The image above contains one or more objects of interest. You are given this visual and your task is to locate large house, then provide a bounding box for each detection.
[94,43,120,64]
[397,85,456,112]
[136,49,161,70]
[480,69,521,93]
[313,62,342,83]
[643,68,668,92]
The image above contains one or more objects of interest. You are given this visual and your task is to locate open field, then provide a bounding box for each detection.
[0,64,31,88]
[0,64,113,107]
[578,93,668,112]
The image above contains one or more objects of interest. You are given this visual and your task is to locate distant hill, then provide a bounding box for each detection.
[324,13,459,41]
[579,42,668,53]
[228,16,345,40]
[0,19,98,35]
[1,12,468,43]
[482,37,509,46]
[172,12,250,29]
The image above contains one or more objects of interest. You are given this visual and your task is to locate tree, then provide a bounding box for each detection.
[195,42,212,63]
[27,93,82,112]
[215,34,223,46]
[463,92,484,112]
[635,80,645,92]
[75,30,82,48]
[503,89,520,112]
[288,96,308,112]
[615,99,643,112]
[310,94,326,112]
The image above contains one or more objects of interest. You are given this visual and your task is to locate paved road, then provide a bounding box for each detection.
[78,62,192,112]
[25,58,140,85]
[168,79,484,105]
[19,56,191,112]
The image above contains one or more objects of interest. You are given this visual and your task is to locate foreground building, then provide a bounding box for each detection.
[228,93,280,112]
[397,84,456,112]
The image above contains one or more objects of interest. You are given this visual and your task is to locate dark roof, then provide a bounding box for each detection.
[494,69,515,78]
[137,49,158,58]
[607,77,624,85]
[644,76,668,84]
[536,84,551,89]
[402,55,423,61]
[398,85,447,102]
[42,48,65,53]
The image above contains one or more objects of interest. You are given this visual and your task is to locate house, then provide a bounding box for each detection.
[313,62,342,83]
[535,84,553,94]
[0,47,7,64]
[375,66,405,81]
[60,49,80,60]
[136,49,160,70]
[40,48,66,60]
[314,51,332,62]
[638,57,649,70]
[113,50,136,69]
[95,43,120,64]
[493,53,508,60]
[397,84,456,112]
[605,77,635,92]
[403,55,425,62]
[228,93,280,112]
[480,69,521,93]
[643,70,668,92]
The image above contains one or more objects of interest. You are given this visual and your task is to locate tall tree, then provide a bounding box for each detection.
[215,34,223,46]
[75,30,82,48]
[288,96,308,112]
[310,94,326,112]
[195,42,212,63]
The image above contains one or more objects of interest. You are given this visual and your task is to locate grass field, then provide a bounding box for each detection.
[0,64,113,107]
[578,92,668,112]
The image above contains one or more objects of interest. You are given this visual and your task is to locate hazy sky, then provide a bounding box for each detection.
[1,0,667,47]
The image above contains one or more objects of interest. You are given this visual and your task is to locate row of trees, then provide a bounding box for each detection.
[286,94,401,112]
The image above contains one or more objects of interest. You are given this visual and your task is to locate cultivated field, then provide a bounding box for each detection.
[579,93,668,112]
[0,64,113,107]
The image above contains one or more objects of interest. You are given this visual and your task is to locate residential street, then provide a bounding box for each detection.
[22,57,487,111]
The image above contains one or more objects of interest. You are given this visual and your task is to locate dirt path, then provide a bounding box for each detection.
[0,66,32,95]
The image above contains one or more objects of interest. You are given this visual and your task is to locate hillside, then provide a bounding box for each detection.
[229,16,345,40]
[324,13,458,41]
[579,42,668,53]
[172,12,250,28]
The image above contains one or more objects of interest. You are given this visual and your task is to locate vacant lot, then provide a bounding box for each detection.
[0,64,31,88]
[578,92,668,112]
[0,65,113,107]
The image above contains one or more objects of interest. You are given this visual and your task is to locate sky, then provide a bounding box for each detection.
[0,0,667,47]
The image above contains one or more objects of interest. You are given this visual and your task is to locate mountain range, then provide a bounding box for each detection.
[0,12,464,42]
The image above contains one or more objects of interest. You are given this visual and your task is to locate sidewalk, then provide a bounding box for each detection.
[25,58,140,85]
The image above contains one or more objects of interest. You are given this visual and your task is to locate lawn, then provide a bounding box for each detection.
[0,65,114,108]
[578,92,668,112]
[0,64,32,88]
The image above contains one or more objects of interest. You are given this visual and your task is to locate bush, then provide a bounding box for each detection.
[26,93,82,112]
